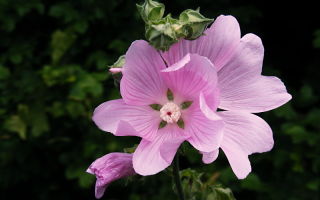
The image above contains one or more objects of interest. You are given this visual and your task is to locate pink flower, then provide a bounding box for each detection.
[93,42,224,176]
[162,15,292,178]
[93,15,291,179]
[86,153,135,199]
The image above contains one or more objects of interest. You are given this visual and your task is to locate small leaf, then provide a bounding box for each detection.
[167,89,174,101]
[4,115,27,139]
[181,101,192,109]
[150,104,162,110]
[177,118,185,129]
[159,120,167,129]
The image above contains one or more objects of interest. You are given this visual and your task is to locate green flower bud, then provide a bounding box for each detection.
[145,15,179,51]
[136,0,165,23]
[179,9,213,40]
[109,55,125,74]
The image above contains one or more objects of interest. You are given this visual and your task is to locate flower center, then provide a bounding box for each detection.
[160,102,181,123]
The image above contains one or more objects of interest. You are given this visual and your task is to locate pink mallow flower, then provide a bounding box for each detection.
[93,15,291,179]
[86,153,135,199]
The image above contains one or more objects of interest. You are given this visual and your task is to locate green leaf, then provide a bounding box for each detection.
[0,65,10,80]
[51,30,77,64]
[4,115,27,139]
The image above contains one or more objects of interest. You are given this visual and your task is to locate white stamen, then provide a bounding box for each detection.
[160,102,181,123]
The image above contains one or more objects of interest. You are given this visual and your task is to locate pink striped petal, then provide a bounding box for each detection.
[218,34,291,113]
[132,126,187,175]
[202,149,219,164]
[161,54,218,103]
[120,40,167,106]
[162,15,240,71]
[92,99,160,140]
[184,104,224,152]
[219,111,273,179]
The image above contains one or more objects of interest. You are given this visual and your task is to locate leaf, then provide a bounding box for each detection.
[51,30,77,64]
[0,65,10,80]
[4,115,27,139]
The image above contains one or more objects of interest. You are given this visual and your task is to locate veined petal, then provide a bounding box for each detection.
[184,104,224,152]
[218,33,291,113]
[121,40,167,106]
[162,15,241,71]
[199,92,221,121]
[201,149,219,164]
[133,126,187,175]
[219,111,274,179]
[92,99,160,140]
[161,54,219,103]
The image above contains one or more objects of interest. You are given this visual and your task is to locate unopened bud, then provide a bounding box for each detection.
[145,15,179,51]
[136,0,165,23]
[179,9,213,40]
[109,55,125,74]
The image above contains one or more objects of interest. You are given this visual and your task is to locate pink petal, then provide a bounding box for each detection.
[161,54,218,103]
[184,104,224,152]
[92,99,160,140]
[218,33,292,113]
[162,15,241,71]
[219,111,274,179]
[132,126,187,175]
[120,40,167,106]
[199,92,221,121]
[202,149,219,164]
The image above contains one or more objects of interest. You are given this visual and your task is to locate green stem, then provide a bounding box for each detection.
[173,153,185,200]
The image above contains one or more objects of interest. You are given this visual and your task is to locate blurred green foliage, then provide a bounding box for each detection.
[0,0,319,200]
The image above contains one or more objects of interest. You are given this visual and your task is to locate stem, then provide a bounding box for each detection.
[173,153,185,200]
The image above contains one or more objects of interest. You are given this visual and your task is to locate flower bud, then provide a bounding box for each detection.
[108,55,125,74]
[179,9,213,40]
[145,15,179,51]
[136,0,165,23]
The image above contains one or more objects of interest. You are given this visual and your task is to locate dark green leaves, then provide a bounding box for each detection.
[178,169,236,200]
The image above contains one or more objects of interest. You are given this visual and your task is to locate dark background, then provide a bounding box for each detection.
[0,0,319,199]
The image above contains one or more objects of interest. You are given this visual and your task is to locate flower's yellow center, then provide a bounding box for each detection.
[160,102,181,123]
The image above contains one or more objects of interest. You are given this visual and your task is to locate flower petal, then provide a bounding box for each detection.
[184,104,224,152]
[132,126,187,175]
[218,111,274,179]
[201,149,219,164]
[92,99,160,139]
[218,33,291,113]
[161,54,218,103]
[162,15,241,71]
[121,40,167,106]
